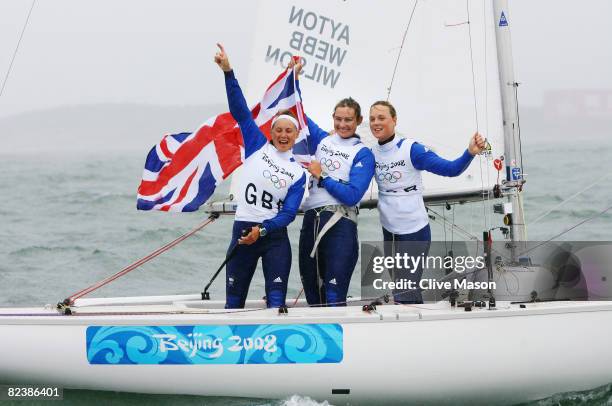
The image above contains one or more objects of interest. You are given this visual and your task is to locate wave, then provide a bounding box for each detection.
[9,245,88,256]
[569,208,611,219]
[278,395,331,406]
[523,382,612,405]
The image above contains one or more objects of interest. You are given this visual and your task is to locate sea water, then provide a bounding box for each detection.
[1,140,611,405]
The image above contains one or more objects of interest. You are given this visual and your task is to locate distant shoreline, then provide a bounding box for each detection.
[2,103,611,154]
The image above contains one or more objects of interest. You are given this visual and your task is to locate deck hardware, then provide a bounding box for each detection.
[489,296,496,309]
[56,301,72,315]
[362,303,377,312]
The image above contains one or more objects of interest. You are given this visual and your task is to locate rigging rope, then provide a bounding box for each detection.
[529,173,612,225]
[429,207,515,264]
[468,0,491,234]
[513,83,526,184]
[451,204,456,253]
[0,0,36,100]
[519,203,612,257]
[465,0,480,134]
[482,0,493,230]
[63,214,219,305]
[482,1,490,139]
[386,0,418,100]
[428,207,480,242]
[440,0,491,240]
[522,206,612,254]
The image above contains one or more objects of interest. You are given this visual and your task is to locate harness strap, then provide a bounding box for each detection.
[314,213,323,303]
[309,205,358,258]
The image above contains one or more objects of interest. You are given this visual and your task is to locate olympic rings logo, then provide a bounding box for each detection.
[320,158,341,171]
[377,171,402,183]
[263,170,287,189]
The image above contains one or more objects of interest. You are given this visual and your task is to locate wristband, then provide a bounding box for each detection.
[317,171,329,188]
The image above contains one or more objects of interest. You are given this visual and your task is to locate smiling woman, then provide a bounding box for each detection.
[290,64,376,306]
[369,100,486,304]
[270,110,299,152]
[213,43,307,309]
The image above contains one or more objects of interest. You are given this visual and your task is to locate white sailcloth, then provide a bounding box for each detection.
[243,0,505,206]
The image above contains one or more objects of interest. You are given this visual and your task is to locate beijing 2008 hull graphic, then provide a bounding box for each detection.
[86,324,343,365]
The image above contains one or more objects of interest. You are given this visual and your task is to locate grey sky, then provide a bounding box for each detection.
[1,0,612,118]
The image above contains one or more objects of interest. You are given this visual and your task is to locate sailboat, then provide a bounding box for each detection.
[2,1,612,404]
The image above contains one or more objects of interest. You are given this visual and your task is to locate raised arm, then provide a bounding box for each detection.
[288,57,329,151]
[319,148,375,206]
[410,144,473,177]
[410,133,486,177]
[215,43,266,158]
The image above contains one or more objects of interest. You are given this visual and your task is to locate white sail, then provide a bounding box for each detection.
[243,0,505,206]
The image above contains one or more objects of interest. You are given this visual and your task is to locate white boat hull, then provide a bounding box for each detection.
[2,298,612,404]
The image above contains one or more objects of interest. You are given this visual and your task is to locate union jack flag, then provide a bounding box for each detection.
[137,67,311,212]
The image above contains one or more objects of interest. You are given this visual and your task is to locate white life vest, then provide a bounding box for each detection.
[235,143,305,223]
[303,133,367,211]
[372,137,429,234]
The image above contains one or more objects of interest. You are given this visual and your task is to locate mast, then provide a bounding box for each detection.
[493,0,528,255]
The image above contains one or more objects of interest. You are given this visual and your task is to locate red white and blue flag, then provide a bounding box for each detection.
[137,68,312,212]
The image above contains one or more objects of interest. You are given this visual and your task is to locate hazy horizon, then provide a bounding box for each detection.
[1,0,611,153]
[2,101,609,154]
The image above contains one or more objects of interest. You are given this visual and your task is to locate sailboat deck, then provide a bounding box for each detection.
[2,296,612,325]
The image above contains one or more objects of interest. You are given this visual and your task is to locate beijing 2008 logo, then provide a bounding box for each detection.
[377,171,402,183]
[263,170,287,189]
[320,158,341,171]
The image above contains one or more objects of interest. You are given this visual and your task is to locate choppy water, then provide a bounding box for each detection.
[1,139,611,405]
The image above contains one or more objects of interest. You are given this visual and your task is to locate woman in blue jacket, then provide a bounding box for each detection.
[215,44,306,309]
[286,57,375,306]
[369,100,486,303]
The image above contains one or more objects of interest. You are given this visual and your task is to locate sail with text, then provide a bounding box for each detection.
[247,1,506,205]
[137,67,311,212]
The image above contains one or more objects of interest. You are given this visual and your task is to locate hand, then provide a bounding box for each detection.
[238,226,260,245]
[214,43,231,72]
[308,160,322,179]
[287,56,303,79]
[468,132,487,156]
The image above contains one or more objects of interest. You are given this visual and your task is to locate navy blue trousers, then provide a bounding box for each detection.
[299,210,358,306]
[382,224,432,304]
[225,221,291,309]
